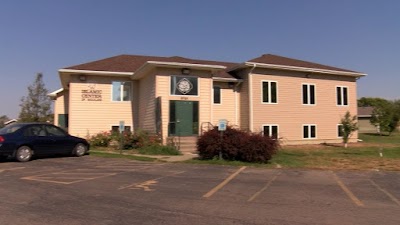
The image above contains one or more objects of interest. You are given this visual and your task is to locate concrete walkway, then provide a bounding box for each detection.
[92,150,198,162]
[134,152,199,162]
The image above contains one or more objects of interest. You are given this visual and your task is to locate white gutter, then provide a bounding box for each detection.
[48,88,64,97]
[244,62,367,77]
[59,69,133,76]
[212,77,243,82]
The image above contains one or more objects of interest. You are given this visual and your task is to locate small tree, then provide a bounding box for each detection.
[371,101,398,135]
[19,73,52,122]
[340,111,358,148]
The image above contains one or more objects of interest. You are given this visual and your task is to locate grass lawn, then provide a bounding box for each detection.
[268,132,400,171]
[186,132,400,171]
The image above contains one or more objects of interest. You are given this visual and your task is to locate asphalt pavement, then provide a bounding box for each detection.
[0,156,399,225]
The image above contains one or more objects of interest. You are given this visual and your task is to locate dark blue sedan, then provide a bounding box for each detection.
[0,123,90,162]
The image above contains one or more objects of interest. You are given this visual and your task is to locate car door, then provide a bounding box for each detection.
[23,125,54,155]
[44,124,75,154]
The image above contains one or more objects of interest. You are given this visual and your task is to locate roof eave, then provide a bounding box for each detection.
[58,69,134,89]
[212,77,243,82]
[243,62,367,77]
[132,61,227,80]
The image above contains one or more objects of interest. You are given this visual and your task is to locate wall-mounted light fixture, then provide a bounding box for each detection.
[79,75,87,81]
[228,82,235,88]
[305,73,311,78]
[181,68,191,75]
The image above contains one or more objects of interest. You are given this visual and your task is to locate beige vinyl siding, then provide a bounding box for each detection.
[53,90,69,126]
[68,75,134,137]
[358,117,377,133]
[250,68,358,144]
[237,70,250,130]
[138,73,156,133]
[212,82,236,126]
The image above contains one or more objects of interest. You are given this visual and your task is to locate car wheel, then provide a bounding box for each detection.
[73,143,87,157]
[15,146,33,162]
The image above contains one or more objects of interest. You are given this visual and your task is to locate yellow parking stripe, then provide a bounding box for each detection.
[331,172,364,207]
[248,171,281,202]
[203,166,246,198]
[119,171,185,190]
[369,179,400,206]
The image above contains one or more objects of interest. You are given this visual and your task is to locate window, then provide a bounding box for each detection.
[170,76,198,96]
[262,81,277,103]
[336,86,348,106]
[112,81,131,102]
[213,86,221,104]
[263,125,278,139]
[302,84,315,105]
[111,126,131,133]
[303,125,316,139]
[338,124,344,138]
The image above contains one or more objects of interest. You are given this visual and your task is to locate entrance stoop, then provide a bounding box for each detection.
[177,136,198,153]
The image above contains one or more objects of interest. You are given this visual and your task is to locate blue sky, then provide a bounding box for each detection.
[1,0,399,118]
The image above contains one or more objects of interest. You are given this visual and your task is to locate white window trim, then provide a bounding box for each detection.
[302,124,317,139]
[262,124,279,138]
[301,83,316,106]
[111,81,132,102]
[336,86,349,106]
[213,85,222,105]
[337,124,344,138]
[261,80,278,104]
[169,75,200,97]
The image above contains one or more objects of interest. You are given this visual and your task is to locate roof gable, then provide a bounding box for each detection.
[64,54,238,79]
[247,54,358,73]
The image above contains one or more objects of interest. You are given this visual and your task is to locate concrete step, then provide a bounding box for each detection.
[172,136,198,153]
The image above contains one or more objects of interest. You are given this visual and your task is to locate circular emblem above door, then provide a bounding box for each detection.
[177,78,193,94]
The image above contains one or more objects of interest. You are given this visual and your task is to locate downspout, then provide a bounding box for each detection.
[248,63,256,132]
[234,81,242,126]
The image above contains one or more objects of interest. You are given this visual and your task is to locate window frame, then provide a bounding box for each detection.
[303,124,317,139]
[213,85,222,104]
[262,124,279,139]
[261,80,278,104]
[302,83,316,105]
[336,86,349,106]
[111,81,132,102]
[337,124,344,138]
[111,125,132,133]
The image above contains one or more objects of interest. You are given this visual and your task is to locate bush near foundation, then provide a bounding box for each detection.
[197,126,279,163]
[88,130,161,149]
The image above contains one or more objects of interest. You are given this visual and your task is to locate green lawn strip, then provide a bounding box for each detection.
[359,132,400,144]
[137,145,181,155]
[90,151,157,162]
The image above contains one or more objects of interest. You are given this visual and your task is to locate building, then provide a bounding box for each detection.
[357,106,377,133]
[49,54,366,148]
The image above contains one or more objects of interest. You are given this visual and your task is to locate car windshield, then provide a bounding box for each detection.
[0,123,24,135]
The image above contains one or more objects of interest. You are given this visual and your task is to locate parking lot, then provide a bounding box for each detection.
[0,156,399,225]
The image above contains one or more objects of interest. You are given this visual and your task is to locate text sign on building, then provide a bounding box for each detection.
[218,119,227,131]
[81,84,102,101]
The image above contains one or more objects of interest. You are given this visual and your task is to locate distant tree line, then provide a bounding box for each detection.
[358,97,400,135]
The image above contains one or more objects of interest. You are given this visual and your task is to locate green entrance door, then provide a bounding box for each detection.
[169,101,199,136]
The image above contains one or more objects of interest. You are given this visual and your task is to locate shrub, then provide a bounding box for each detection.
[88,129,163,149]
[138,145,181,155]
[88,131,112,147]
[197,126,279,163]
